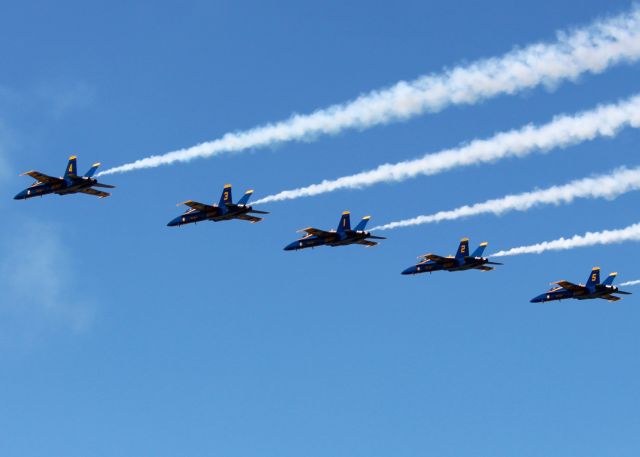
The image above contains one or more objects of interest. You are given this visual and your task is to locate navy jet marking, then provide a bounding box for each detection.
[530,267,632,303]
[167,184,269,226]
[284,211,386,251]
[14,156,115,199]
[402,238,502,275]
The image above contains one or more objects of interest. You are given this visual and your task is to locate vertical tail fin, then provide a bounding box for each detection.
[237,190,253,206]
[337,211,351,233]
[471,242,488,257]
[455,238,470,260]
[354,216,371,231]
[64,155,78,177]
[602,272,617,286]
[84,162,101,178]
[219,184,233,206]
[586,267,601,287]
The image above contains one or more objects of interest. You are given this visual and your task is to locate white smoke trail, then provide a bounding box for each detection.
[491,222,640,257]
[255,94,640,204]
[99,6,640,176]
[373,167,640,230]
[620,279,640,286]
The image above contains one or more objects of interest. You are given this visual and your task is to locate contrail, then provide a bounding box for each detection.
[491,222,640,257]
[99,6,640,176]
[620,279,640,286]
[255,94,640,204]
[373,167,640,230]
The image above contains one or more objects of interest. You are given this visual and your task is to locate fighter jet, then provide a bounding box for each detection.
[530,267,632,303]
[14,156,115,199]
[167,184,268,226]
[284,211,385,251]
[401,238,502,275]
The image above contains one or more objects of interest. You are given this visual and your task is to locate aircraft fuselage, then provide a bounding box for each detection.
[14,177,98,199]
[167,205,253,226]
[530,284,622,302]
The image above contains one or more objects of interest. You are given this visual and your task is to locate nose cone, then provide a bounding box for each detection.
[167,216,182,227]
[14,189,28,200]
[402,265,418,275]
[284,241,299,251]
[530,294,545,303]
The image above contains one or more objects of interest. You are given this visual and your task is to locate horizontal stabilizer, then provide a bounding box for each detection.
[93,182,116,189]
[235,214,263,223]
[368,235,386,240]
[78,188,110,198]
[248,209,269,214]
[355,240,378,247]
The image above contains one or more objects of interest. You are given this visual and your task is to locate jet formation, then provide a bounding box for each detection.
[13,155,634,303]
[284,211,386,251]
[530,267,632,302]
[402,238,502,275]
[14,156,115,200]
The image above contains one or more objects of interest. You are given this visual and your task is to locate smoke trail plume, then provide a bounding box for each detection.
[373,167,640,230]
[100,6,640,176]
[492,222,640,257]
[255,94,640,204]
[619,279,640,286]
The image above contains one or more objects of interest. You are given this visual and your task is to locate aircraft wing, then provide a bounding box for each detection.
[235,214,263,223]
[601,294,621,302]
[180,200,216,213]
[355,240,378,247]
[78,188,111,198]
[553,280,584,292]
[297,227,333,238]
[477,266,494,271]
[420,254,452,264]
[22,171,62,184]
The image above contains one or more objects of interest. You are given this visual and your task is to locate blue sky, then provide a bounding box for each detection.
[1,1,640,455]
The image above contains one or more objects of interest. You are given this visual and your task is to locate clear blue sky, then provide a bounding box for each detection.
[1,1,639,455]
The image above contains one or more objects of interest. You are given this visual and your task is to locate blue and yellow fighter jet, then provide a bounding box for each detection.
[284,211,385,250]
[167,184,268,226]
[401,238,502,275]
[530,267,632,303]
[14,156,115,199]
